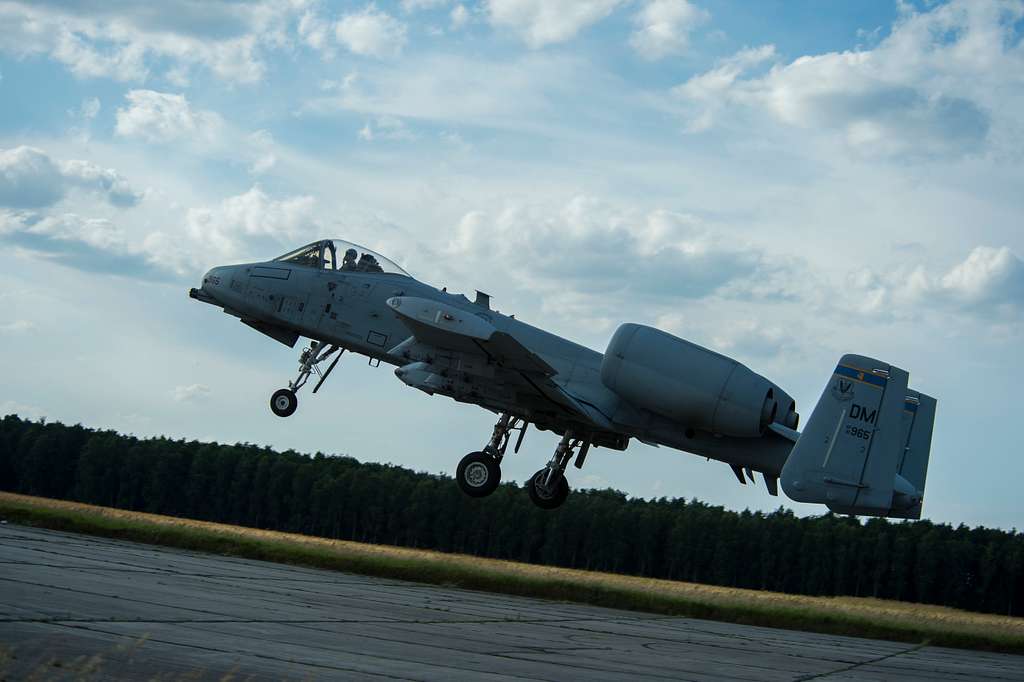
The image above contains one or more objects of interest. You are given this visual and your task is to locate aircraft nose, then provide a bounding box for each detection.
[189,266,229,305]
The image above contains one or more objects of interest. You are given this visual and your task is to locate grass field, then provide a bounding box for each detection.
[2,491,1022,654]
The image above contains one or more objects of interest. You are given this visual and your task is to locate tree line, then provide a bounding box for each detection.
[1,414,1020,616]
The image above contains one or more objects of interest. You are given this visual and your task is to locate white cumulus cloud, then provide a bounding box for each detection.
[0,146,142,209]
[845,246,1024,319]
[115,90,224,144]
[938,246,1024,309]
[335,5,408,58]
[0,0,296,83]
[486,0,624,48]
[173,384,211,402]
[182,186,320,262]
[0,210,169,280]
[629,0,709,60]
[672,0,1023,158]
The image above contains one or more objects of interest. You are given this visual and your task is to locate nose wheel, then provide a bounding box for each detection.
[270,388,298,417]
[270,341,343,418]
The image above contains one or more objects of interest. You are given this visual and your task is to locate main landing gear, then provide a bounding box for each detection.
[455,413,527,498]
[454,417,590,511]
[270,341,344,417]
[527,432,588,510]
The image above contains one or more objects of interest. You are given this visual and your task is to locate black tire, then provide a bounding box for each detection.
[270,388,298,417]
[528,469,570,510]
[456,451,501,498]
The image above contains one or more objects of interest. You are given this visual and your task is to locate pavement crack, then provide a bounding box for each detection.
[791,642,930,681]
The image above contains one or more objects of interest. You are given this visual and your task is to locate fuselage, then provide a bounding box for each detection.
[197,258,795,477]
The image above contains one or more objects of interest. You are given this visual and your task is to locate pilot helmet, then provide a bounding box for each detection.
[344,248,358,260]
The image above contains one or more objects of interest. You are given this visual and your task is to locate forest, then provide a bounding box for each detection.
[1,414,1020,617]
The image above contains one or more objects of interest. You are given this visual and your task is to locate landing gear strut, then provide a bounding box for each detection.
[270,341,343,418]
[528,432,589,510]
[455,413,528,498]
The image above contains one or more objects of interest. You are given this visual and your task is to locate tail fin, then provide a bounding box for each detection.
[780,354,937,519]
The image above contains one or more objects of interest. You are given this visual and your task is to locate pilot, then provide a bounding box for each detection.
[341,248,358,271]
[357,253,382,272]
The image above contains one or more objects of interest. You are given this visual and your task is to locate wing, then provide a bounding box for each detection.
[386,296,612,430]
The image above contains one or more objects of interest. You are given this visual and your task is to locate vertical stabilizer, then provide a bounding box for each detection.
[888,390,937,519]
[781,354,935,518]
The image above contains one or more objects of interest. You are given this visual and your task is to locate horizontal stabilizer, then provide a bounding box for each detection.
[781,354,936,518]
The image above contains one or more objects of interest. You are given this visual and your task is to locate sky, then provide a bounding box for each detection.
[1,0,1022,530]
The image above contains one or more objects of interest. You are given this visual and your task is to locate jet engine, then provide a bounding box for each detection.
[601,323,789,438]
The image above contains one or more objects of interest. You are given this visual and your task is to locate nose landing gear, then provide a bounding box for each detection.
[455,413,528,498]
[270,388,298,417]
[269,341,343,418]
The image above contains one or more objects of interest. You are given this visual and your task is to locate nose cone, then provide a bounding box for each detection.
[189,266,232,306]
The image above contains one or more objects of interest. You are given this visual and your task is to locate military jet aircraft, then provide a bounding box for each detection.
[190,238,937,516]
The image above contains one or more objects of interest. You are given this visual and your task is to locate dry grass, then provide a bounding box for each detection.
[2,491,1022,654]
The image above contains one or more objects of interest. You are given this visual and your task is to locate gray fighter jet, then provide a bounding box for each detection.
[190,238,937,515]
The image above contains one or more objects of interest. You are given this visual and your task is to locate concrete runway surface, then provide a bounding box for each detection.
[0,525,1021,681]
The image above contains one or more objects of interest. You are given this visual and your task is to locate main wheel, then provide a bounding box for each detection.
[456,451,501,498]
[528,469,570,510]
[270,388,298,417]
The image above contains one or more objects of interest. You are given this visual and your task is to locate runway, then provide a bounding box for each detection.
[0,525,1020,681]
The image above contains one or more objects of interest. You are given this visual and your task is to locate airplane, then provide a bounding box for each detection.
[189,238,937,516]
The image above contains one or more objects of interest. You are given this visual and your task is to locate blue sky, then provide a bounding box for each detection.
[1,0,1022,529]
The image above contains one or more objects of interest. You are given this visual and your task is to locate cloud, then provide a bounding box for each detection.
[113,91,277,177]
[0,1,298,83]
[0,210,171,280]
[449,196,768,305]
[182,186,320,262]
[845,246,1024,319]
[245,129,277,174]
[0,147,64,208]
[401,0,451,11]
[450,4,470,30]
[0,146,142,209]
[710,319,794,359]
[335,5,407,58]
[76,97,101,121]
[173,384,211,402]
[670,44,777,131]
[115,90,224,144]
[298,9,332,52]
[939,246,1024,307]
[301,51,618,138]
[629,0,709,60]
[486,0,624,48]
[0,320,36,334]
[0,400,45,420]
[672,0,1022,157]
[358,116,415,141]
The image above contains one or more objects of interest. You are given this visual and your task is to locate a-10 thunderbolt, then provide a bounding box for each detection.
[190,238,937,516]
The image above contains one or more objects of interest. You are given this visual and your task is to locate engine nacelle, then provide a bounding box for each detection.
[601,323,780,438]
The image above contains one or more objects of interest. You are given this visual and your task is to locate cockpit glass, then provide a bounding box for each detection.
[277,244,322,268]
[273,239,411,277]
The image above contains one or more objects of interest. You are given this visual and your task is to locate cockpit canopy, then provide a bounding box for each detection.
[274,239,410,277]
